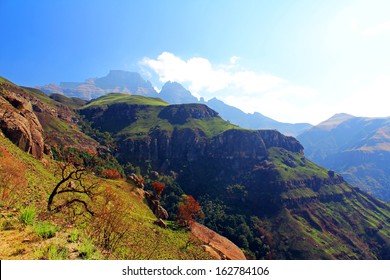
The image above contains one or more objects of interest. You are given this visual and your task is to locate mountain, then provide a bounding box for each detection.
[37,71,311,136]
[37,70,158,100]
[298,113,390,201]
[202,97,312,137]
[79,93,390,259]
[13,73,389,259]
[159,81,199,104]
[1,76,240,260]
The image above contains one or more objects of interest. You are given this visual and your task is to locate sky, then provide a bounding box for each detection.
[1,0,390,125]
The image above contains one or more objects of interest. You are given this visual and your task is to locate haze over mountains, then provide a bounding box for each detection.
[2,74,390,259]
[298,114,390,201]
[37,70,390,203]
[37,70,312,137]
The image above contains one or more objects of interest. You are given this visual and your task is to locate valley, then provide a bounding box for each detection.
[1,75,389,259]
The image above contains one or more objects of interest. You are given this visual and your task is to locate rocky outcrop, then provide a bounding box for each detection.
[191,222,246,260]
[0,83,45,159]
[158,104,218,124]
[258,130,303,154]
[144,192,169,220]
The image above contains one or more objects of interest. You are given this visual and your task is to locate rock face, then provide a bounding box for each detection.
[119,127,303,170]
[158,104,218,124]
[0,83,45,159]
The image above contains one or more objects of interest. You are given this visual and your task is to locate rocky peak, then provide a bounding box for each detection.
[159,81,198,104]
[94,70,154,92]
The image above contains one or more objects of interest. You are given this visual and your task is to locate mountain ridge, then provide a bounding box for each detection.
[37,70,312,136]
[298,114,390,201]
[2,75,390,259]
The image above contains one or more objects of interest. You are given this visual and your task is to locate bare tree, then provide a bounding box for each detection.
[48,152,98,216]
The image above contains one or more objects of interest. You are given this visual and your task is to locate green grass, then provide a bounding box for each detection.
[78,239,96,259]
[19,206,36,226]
[82,93,168,109]
[34,222,57,239]
[47,244,68,260]
[269,147,329,182]
[0,76,16,85]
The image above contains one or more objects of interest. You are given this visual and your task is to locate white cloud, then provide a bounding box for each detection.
[141,52,321,123]
[141,52,285,95]
[229,56,240,64]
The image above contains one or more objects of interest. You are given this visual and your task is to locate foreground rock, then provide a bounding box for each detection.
[191,223,246,260]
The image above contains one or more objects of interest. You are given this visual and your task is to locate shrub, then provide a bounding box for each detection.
[177,195,204,227]
[19,206,36,226]
[89,186,131,252]
[151,181,165,196]
[0,147,27,208]
[102,169,122,180]
[34,222,57,239]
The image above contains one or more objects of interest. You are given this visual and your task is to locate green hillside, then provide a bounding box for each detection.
[2,77,390,260]
[298,114,390,201]
[79,93,390,259]
[81,95,240,138]
[0,133,213,260]
[82,93,168,108]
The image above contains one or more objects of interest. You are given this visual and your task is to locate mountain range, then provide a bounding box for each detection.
[36,70,390,204]
[2,74,389,259]
[298,113,390,202]
[37,70,312,136]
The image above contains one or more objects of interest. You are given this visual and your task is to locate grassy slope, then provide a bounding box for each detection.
[82,93,168,108]
[22,86,99,150]
[0,134,213,260]
[83,94,241,139]
[82,94,390,259]
[266,147,390,259]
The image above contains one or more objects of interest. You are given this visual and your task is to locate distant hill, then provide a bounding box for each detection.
[37,71,312,136]
[298,113,390,201]
[202,97,312,137]
[37,70,158,100]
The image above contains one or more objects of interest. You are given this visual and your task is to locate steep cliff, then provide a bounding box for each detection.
[79,94,390,259]
[0,82,46,159]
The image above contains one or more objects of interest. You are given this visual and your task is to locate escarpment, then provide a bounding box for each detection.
[0,83,46,159]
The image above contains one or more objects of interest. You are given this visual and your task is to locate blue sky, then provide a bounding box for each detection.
[1,0,390,124]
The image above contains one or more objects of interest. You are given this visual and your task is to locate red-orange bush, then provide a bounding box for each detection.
[102,169,121,180]
[151,181,165,196]
[177,195,204,227]
[0,147,27,207]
